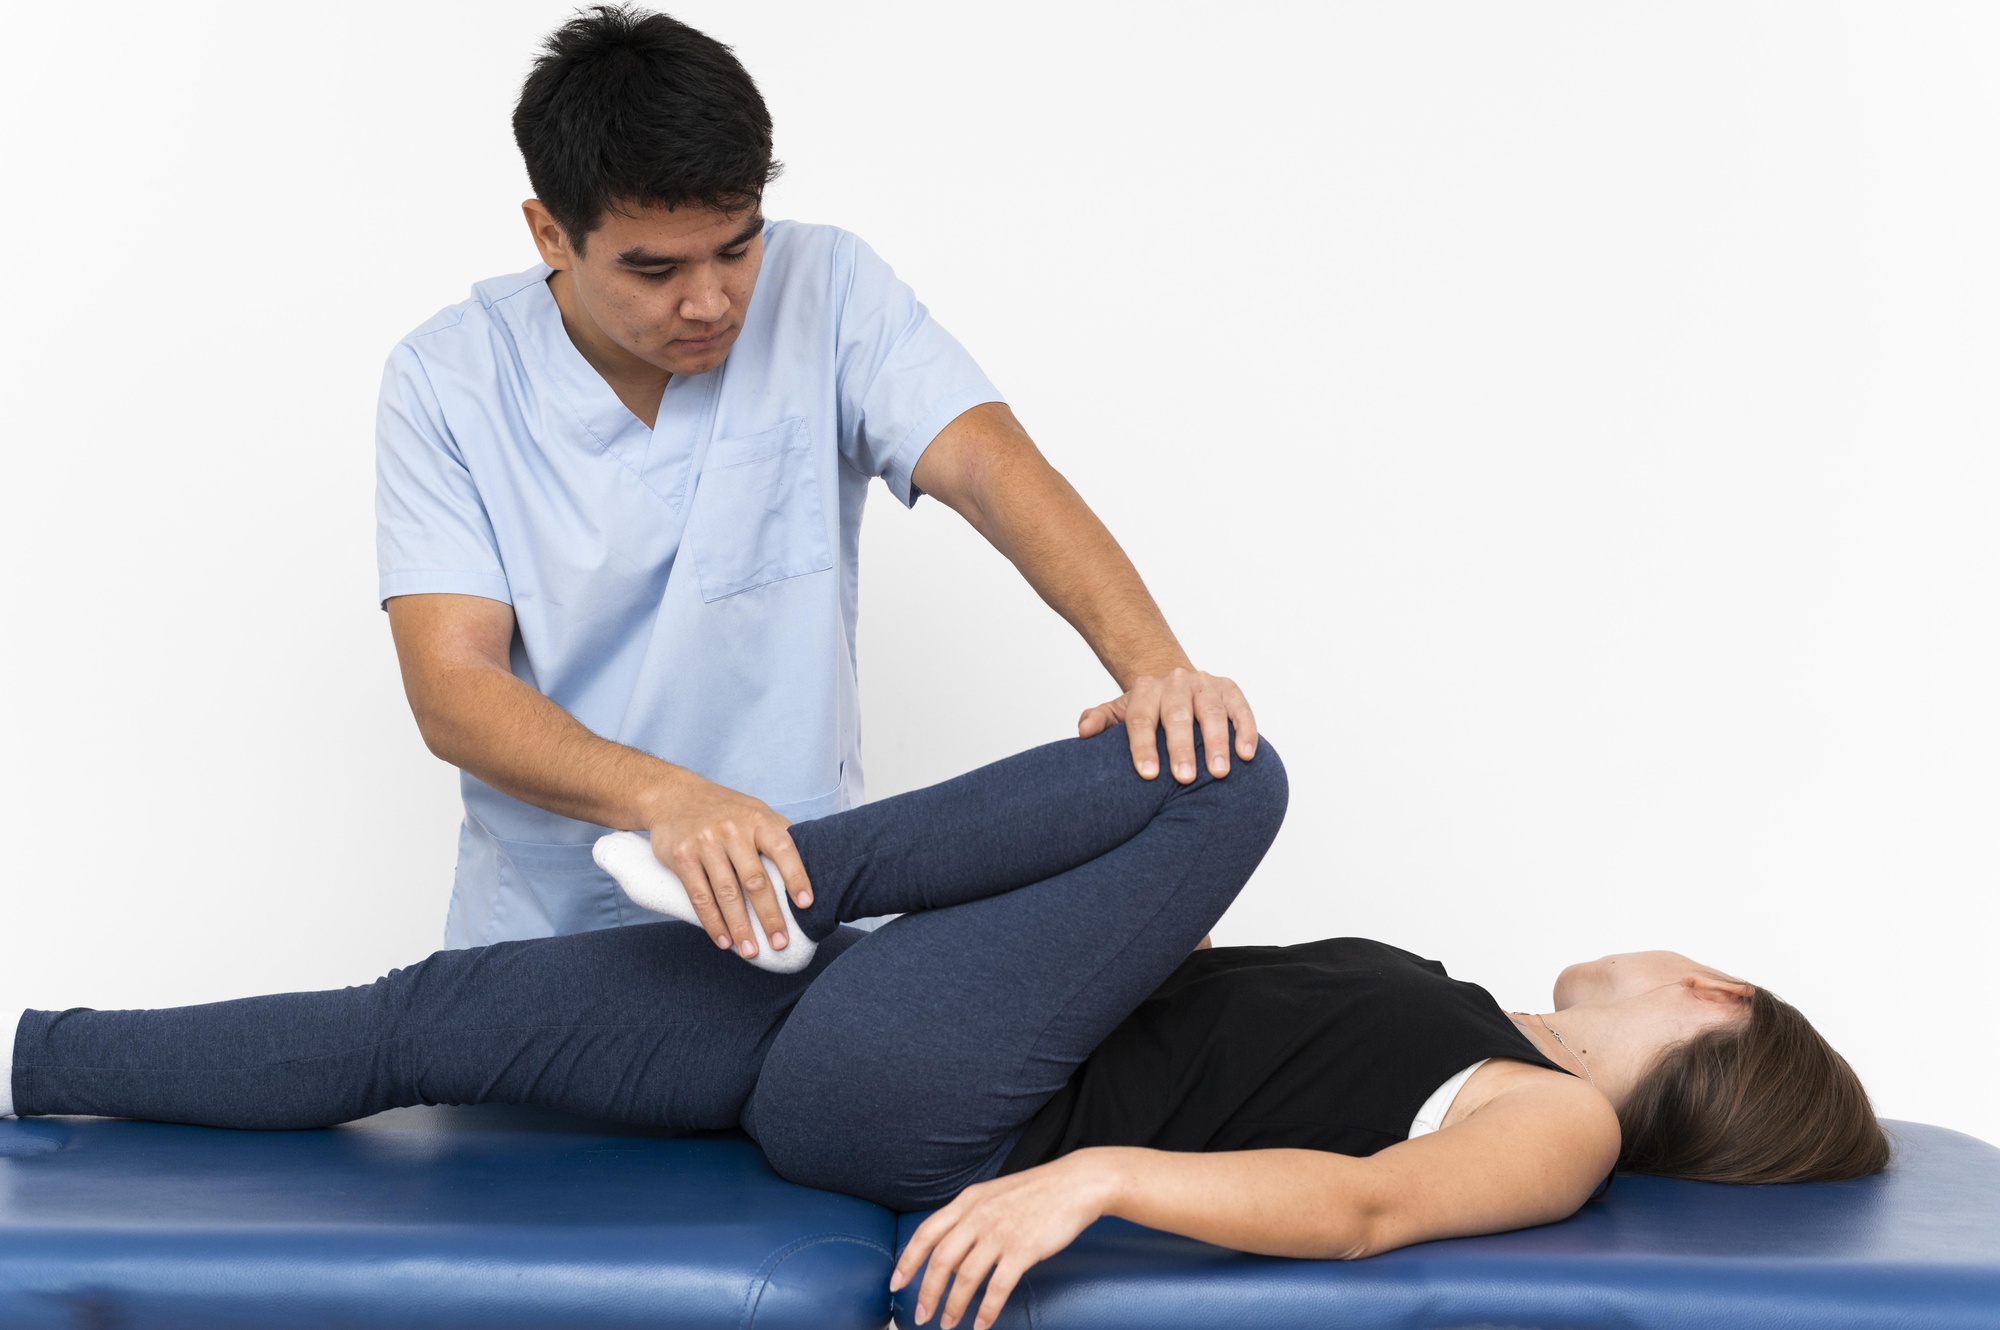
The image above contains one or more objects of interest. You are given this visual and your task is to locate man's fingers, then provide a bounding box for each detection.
[672,850,733,950]
[1161,692,1200,784]
[698,840,757,957]
[760,826,813,909]
[1076,703,1111,738]
[1227,683,1259,759]
[1124,689,1162,779]
[1197,695,1233,778]
[725,834,790,952]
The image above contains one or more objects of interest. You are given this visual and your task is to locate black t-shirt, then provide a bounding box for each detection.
[1002,937,1565,1173]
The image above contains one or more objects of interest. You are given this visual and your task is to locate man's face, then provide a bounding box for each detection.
[527,199,765,378]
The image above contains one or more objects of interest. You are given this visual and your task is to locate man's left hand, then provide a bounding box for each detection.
[1077,667,1258,782]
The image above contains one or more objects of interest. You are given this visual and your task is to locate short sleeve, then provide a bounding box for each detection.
[833,233,1004,506]
[374,343,512,607]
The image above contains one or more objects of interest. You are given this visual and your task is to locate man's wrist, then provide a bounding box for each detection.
[627,760,698,829]
[1116,656,1197,689]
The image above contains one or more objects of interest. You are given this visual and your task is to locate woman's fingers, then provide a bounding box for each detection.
[913,1221,981,1325]
[891,1208,951,1291]
[938,1240,1002,1329]
[895,1162,1105,1329]
[893,1194,976,1290]
[973,1260,1028,1330]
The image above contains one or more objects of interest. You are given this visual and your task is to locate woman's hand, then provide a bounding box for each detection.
[891,1151,1122,1329]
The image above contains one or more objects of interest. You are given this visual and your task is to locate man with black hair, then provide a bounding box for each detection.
[376,5,1259,960]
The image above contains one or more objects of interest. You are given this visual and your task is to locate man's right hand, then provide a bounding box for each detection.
[388,593,817,961]
[636,769,814,960]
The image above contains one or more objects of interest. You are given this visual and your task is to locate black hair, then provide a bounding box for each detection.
[512,5,779,249]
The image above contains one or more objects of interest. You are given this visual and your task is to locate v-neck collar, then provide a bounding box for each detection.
[504,265,715,466]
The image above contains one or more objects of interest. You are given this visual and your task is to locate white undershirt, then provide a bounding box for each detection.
[1407,1059,1487,1139]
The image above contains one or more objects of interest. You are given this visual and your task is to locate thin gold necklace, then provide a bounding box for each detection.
[1512,1012,1596,1086]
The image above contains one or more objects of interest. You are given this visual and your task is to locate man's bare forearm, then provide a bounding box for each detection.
[915,403,1191,690]
[406,658,688,830]
[387,591,813,952]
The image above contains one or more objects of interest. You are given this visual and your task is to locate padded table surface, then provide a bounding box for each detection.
[0,1105,895,1330]
[892,1120,2000,1329]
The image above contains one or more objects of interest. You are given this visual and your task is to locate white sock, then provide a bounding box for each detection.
[1,1009,19,1117]
[593,832,817,975]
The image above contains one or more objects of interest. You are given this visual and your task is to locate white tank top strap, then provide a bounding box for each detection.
[1407,1059,1488,1139]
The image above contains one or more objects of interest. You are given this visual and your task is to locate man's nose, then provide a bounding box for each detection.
[680,272,730,323]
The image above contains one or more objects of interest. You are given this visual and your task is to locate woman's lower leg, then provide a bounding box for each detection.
[787,725,1225,939]
[9,919,830,1129]
[590,726,1188,974]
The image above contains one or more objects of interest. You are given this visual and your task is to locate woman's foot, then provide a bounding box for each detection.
[593,832,817,974]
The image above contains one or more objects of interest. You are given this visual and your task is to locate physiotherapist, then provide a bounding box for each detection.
[376,7,1259,961]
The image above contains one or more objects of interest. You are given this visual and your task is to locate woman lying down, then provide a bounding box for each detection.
[1,729,1886,1330]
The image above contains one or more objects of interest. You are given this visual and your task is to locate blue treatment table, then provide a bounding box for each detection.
[893,1120,2000,1330]
[4,1111,1997,1329]
[0,1106,894,1329]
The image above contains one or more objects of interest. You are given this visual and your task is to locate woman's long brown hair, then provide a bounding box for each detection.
[1617,987,1890,1184]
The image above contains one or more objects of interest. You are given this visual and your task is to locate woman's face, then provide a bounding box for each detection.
[1553,950,1749,1011]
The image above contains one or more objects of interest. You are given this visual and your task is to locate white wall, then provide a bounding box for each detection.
[2,2,1994,1145]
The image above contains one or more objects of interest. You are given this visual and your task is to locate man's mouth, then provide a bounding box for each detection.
[674,328,731,351]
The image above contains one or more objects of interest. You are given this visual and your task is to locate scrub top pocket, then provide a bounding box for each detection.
[687,417,834,602]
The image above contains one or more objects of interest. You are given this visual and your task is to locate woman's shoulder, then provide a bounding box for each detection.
[1445,1055,1618,1139]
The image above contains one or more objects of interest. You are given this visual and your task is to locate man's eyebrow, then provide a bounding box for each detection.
[617,215,765,268]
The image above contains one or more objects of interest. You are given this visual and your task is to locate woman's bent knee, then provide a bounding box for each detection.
[1201,734,1288,835]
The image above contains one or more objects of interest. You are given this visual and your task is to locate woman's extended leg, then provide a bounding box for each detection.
[8,920,854,1129]
[10,725,1280,1149]
[746,726,1287,1210]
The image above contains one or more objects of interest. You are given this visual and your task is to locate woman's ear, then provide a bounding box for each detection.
[1684,974,1756,1006]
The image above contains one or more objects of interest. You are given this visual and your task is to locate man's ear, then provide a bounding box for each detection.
[522,199,574,270]
[1685,974,1756,1005]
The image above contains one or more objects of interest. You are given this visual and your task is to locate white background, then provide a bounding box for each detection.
[3,3,1995,1146]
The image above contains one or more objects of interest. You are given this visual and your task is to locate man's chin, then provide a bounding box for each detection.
[658,334,737,377]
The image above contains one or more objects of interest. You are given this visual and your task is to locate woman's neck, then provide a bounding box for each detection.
[1510,1009,1636,1110]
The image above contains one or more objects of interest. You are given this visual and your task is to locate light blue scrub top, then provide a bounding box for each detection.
[375,220,1002,948]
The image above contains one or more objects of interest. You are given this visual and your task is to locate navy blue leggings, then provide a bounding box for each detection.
[10,728,1286,1209]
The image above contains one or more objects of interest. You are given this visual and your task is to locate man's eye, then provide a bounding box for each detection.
[636,269,675,281]
[722,248,750,261]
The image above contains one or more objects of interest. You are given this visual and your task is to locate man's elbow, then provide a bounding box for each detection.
[403,694,460,764]
[412,715,459,764]
[399,669,485,767]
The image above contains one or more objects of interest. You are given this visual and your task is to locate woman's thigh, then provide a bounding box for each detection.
[744,738,1286,1209]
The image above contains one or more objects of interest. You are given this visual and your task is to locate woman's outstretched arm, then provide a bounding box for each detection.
[893,1068,1618,1330]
